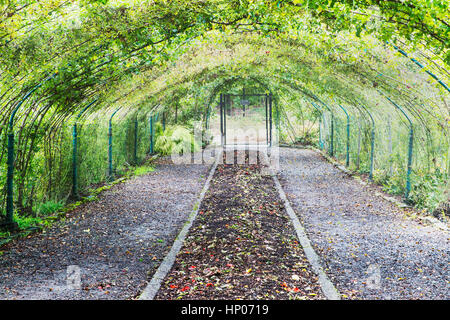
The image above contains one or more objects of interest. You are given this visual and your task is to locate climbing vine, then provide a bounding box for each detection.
[0,0,448,228]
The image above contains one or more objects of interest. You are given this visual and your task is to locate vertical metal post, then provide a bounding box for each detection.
[336,103,350,167]
[224,95,227,145]
[134,117,138,165]
[149,115,154,154]
[330,113,334,157]
[72,123,78,198]
[108,122,113,179]
[269,93,273,147]
[357,103,375,181]
[313,97,334,157]
[405,126,414,199]
[72,99,97,200]
[345,115,350,166]
[265,94,269,144]
[220,94,223,146]
[205,105,210,130]
[319,117,323,149]
[242,88,246,117]
[308,100,324,150]
[4,74,56,229]
[108,107,121,180]
[5,133,15,227]
[370,127,375,180]
[379,92,414,200]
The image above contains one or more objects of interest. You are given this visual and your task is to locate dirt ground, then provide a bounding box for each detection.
[155,151,324,300]
[0,158,210,300]
[278,147,449,300]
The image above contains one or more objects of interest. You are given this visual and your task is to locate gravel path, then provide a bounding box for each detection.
[0,158,210,300]
[155,152,324,300]
[278,147,449,300]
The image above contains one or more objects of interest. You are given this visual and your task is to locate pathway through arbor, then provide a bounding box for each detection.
[0,148,448,300]
[154,151,324,299]
[278,148,449,299]
[0,158,210,299]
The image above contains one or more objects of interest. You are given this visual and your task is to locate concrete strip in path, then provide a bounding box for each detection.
[261,151,341,300]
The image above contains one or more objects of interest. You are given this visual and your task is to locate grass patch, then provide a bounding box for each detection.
[34,200,65,217]
[14,214,47,230]
[134,165,155,176]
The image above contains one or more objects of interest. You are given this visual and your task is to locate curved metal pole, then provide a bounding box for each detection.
[356,102,376,181]
[312,97,335,157]
[72,99,98,199]
[389,42,450,93]
[149,114,154,155]
[220,94,224,146]
[334,100,350,167]
[205,104,211,130]
[108,107,122,180]
[4,73,56,228]
[305,98,324,149]
[269,92,273,147]
[134,115,138,165]
[378,91,414,200]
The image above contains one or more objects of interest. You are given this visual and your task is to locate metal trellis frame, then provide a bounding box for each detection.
[3,73,57,229]
[108,107,122,180]
[305,98,324,149]
[356,102,376,181]
[378,91,414,200]
[72,99,98,200]
[311,97,334,157]
[334,100,350,167]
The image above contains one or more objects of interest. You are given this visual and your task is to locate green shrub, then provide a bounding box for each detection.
[154,125,199,156]
[155,135,173,155]
[13,214,45,230]
[408,170,447,212]
[34,200,65,216]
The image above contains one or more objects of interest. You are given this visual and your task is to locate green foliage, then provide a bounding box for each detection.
[155,135,173,155]
[133,165,155,176]
[34,200,65,217]
[13,214,46,231]
[380,170,406,196]
[171,126,201,155]
[294,131,317,146]
[409,170,448,211]
[155,125,199,156]
[0,0,448,220]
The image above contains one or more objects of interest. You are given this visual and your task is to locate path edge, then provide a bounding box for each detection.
[264,152,341,300]
[138,151,221,300]
[280,145,448,232]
